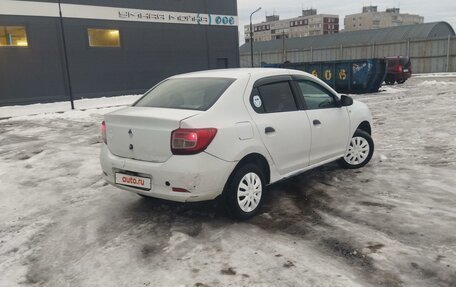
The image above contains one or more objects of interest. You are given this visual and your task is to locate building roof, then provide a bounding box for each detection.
[240,22,455,53]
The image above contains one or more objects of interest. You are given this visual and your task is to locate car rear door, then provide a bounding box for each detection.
[293,77,350,165]
[246,76,311,175]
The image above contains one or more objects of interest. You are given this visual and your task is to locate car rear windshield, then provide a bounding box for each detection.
[387,57,410,67]
[387,60,397,68]
[399,57,411,67]
[134,78,235,111]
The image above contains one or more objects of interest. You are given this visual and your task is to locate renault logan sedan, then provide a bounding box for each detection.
[100,68,374,220]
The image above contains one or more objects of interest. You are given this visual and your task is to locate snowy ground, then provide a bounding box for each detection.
[1,75,456,287]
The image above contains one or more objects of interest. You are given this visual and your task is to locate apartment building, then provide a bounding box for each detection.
[344,6,424,32]
[245,9,339,43]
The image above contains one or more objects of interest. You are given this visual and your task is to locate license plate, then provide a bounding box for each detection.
[403,69,409,72]
[115,173,151,190]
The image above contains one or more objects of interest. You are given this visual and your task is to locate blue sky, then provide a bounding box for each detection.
[237,0,456,44]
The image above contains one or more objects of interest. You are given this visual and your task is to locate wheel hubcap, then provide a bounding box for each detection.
[237,172,262,213]
[344,136,370,165]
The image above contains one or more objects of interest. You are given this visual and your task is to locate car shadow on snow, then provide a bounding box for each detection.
[120,162,340,226]
[251,162,342,231]
[118,162,343,230]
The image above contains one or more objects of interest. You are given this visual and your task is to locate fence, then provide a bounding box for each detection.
[240,36,456,73]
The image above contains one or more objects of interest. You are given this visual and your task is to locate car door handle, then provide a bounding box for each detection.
[313,119,321,126]
[265,127,276,134]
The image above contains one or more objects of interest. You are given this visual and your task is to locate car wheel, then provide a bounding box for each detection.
[224,163,265,220]
[339,129,374,169]
[396,79,406,84]
[385,79,395,85]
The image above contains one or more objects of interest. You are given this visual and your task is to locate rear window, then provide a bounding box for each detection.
[387,57,410,67]
[387,60,397,68]
[399,57,411,67]
[134,78,235,111]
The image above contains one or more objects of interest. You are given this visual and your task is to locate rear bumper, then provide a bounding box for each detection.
[100,145,236,202]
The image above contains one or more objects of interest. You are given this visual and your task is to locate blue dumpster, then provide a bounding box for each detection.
[262,59,387,94]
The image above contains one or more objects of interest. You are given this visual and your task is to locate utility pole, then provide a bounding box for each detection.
[250,7,261,67]
[447,35,451,72]
[58,1,75,110]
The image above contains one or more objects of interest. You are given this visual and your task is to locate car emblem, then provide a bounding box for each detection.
[128,129,133,136]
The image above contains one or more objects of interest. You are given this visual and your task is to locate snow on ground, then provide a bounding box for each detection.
[1,76,456,287]
[412,72,456,78]
[0,95,141,119]
[417,80,455,87]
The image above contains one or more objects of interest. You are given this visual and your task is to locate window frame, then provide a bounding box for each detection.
[250,76,303,114]
[291,76,341,110]
[86,27,122,48]
[0,24,29,48]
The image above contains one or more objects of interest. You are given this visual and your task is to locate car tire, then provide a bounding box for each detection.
[385,78,395,85]
[224,163,265,221]
[396,79,406,84]
[339,129,374,169]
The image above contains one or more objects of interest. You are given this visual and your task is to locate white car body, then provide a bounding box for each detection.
[100,68,372,206]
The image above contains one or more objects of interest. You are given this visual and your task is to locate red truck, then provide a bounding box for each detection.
[385,56,412,85]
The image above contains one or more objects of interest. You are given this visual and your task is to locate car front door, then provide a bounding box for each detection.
[293,78,350,165]
[247,77,312,175]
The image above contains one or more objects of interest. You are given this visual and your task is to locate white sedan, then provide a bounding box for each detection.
[100,68,374,220]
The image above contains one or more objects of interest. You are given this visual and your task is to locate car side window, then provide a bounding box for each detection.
[255,82,297,113]
[296,81,338,110]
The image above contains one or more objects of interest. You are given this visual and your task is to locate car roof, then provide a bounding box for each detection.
[386,56,410,59]
[169,68,338,96]
[171,68,302,80]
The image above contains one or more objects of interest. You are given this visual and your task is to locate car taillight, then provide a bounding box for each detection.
[171,128,217,155]
[101,121,107,144]
[397,65,403,72]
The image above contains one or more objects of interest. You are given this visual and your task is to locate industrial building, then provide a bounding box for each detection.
[0,0,239,106]
[245,9,339,43]
[344,6,424,32]
[240,22,456,73]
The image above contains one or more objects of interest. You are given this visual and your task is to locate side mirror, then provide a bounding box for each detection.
[340,95,353,107]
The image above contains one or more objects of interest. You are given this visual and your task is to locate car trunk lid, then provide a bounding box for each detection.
[104,107,201,163]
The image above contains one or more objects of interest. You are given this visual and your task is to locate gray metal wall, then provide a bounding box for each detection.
[0,15,69,105]
[61,19,239,99]
[241,36,456,73]
[0,0,239,106]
